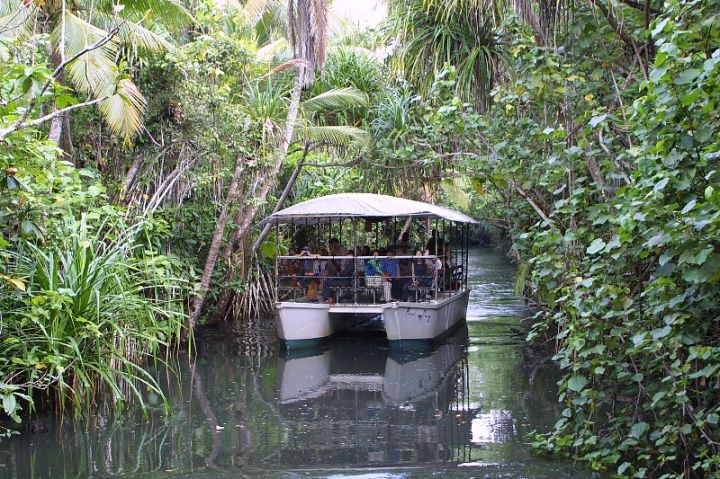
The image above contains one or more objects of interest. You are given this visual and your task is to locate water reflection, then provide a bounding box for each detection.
[0,249,605,479]
[276,332,472,467]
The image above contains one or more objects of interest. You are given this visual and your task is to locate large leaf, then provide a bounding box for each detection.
[294,125,368,147]
[92,13,174,51]
[0,1,33,40]
[98,78,146,142]
[301,87,369,115]
[94,0,192,27]
[53,11,119,95]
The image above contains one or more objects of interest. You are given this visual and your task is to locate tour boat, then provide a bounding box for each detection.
[261,193,477,349]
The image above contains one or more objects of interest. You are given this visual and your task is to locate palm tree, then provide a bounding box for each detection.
[1,0,190,144]
[385,0,504,111]
[187,0,333,330]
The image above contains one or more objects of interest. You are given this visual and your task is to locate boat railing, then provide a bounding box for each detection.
[275,255,465,304]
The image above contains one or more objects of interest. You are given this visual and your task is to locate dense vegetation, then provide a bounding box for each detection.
[1,0,718,477]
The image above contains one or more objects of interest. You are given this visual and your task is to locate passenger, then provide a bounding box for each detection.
[282,248,301,287]
[354,246,365,285]
[401,249,432,301]
[319,239,344,304]
[379,247,399,301]
[329,237,341,256]
[339,248,355,286]
[365,251,384,289]
[299,246,320,300]
[425,228,445,256]
[396,244,412,300]
[316,248,329,275]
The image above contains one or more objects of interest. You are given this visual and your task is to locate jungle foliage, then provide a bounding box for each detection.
[462,1,720,477]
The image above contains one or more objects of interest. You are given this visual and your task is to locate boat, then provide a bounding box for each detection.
[261,193,477,349]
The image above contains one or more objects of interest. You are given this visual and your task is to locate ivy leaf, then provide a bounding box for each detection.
[589,113,607,128]
[681,200,697,214]
[650,65,669,84]
[587,238,606,255]
[654,177,669,191]
[567,375,588,392]
[630,422,648,438]
[674,68,701,85]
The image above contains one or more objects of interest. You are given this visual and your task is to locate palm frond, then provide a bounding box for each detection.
[294,125,368,147]
[385,0,503,110]
[54,11,118,94]
[0,2,34,40]
[253,1,289,46]
[301,87,368,115]
[53,13,145,141]
[94,0,193,27]
[92,13,173,51]
[256,37,289,60]
[98,78,146,143]
[244,0,278,22]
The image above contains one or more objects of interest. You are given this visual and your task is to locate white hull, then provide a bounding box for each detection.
[275,289,470,348]
[278,340,465,404]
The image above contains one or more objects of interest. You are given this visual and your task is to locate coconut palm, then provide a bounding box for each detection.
[1,0,190,144]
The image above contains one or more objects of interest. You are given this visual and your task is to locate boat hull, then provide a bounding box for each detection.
[383,289,470,348]
[276,289,470,350]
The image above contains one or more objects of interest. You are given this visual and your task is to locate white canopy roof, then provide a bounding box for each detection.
[261,193,478,224]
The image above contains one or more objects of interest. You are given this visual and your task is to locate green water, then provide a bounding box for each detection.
[0,248,604,479]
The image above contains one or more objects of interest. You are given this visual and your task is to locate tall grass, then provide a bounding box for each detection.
[0,216,187,419]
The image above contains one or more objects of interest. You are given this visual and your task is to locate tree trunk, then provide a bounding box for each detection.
[48,112,64,146]
[209,67,306,324]
[186,159,245,335]
[118,154,145,203]
[252,142,310,253]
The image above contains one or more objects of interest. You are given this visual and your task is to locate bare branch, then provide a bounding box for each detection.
[509,179,553,223]
[0,96,108,141]
[0,6,32,36]
[0,22,122,142]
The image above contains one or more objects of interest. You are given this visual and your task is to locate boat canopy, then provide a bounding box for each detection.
[261,193,478,225]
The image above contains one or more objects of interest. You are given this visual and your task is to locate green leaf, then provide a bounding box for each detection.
[586,238,606,255]
[55,94,79,109]
[649,65,668,84]
[2,393,17,416]
[589,114,607,128]
[567,374,588,392]
[674,68,701,85]
[652,325,672,340]
[653,177,669,191]
[630,421,648,439]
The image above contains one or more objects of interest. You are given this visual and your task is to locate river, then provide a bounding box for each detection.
[0,248,604,479]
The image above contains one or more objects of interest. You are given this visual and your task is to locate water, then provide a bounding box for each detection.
[0,248,603,479]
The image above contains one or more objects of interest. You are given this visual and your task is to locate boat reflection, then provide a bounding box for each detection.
[275,329,477,467]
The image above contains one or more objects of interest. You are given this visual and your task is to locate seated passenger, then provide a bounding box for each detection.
[379,247,399,301]
[401,250,433,301]
[365,251,384,288]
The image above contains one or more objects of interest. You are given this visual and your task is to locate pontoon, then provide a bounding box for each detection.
[261,193,477,349]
